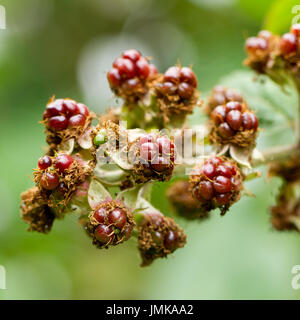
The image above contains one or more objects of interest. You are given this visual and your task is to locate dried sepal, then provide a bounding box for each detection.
[20,187,55,233]
[270,183,300,232]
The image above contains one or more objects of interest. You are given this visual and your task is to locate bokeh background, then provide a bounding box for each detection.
[0,0,300,299]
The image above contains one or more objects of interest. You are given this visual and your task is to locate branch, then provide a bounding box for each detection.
[252,143,300,167]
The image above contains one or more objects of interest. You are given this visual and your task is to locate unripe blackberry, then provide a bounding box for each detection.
[243,30,278,75]
[206,86,243,114]
[157,66,197,98]
[138,213,186,266]
[87,200,135,249]
[43,98,94,148]
[132,133,176,183]
[34,153,93,208]
[245,37,268,54]
[280,33,298,55]
[44,99,90,131]
[107,49,158,102]
[210,101,259,147]
[189,157,243,215]
[156,65,198,124]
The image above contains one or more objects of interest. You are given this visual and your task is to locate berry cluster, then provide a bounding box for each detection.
[138,213,186,266]
[139,134,176,172]
[244,30,279,74]
[245,30,271,55]
[210,101,258,146]
[206,85,243,114]
[43,99,90,132]
[87,200,135,248]
[36,154,74,191]
[156,66,197,100]
[280,24,300,56]
[190,157,242,214]
[107,49,158,99]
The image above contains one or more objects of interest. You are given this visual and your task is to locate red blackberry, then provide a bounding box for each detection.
[280,33,298,55]
[211,101,258,140]
[190,157,242,214]
[139,134,176,173]
[43,99,90,132]
[157,66,197,100]
[107,49,157,99]
[88,200,135,248]
[245,37,268,54]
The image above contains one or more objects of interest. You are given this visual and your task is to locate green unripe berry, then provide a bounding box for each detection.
[94,129,107,146]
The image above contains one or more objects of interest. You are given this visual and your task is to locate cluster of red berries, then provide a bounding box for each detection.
[89,202,134,247]
[280,24,300,56]
[245,30,271,55]
[37,154,73,190]
[107,49,158,92]
[211,101,258,139]
[43,99,90,131]
[190,157,241,208]
[157,66,197,100]
[139,134,176,172]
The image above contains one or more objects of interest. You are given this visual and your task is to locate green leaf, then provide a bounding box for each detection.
[58,138,75,154]
[109,149,134,171]
[264,0,300,34]
[88,178,111,209]
[229,145,252,168]
[77,127,93,149]
[116,185,143,209]
[93,165,126,186]
[238,0,274,23]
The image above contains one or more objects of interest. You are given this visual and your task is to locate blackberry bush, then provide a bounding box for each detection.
[21,34,300,267]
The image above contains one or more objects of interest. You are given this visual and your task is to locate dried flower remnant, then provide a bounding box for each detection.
[138,213,186,266]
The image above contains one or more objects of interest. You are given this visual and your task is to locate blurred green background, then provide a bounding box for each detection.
[0,0,300,299]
